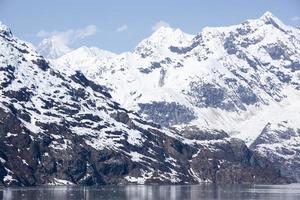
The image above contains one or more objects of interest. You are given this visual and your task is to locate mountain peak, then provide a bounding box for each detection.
[150,26,188,40]
[37,37,72,59]
[152,26,175,35]
[259,11,284,27]
[134,26,193,56]
[0,21,12,37]
[261,11,275,18]
[61,46,116,59]
[260,11,277,20]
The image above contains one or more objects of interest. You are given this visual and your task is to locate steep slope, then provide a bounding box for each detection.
[0,22,288,186]
[54,12,300,181]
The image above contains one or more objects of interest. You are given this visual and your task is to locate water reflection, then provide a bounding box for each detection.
[1,184,300,200]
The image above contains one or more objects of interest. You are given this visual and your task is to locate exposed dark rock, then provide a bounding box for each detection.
[1,102,289,186]
[0,64,15,88]
[264,43,289,60]
[187,82,229,109]
[150,62,161,70]
[0,25,12,38]
[32,59,50,71]
[138,68,152,74]
[158,68,166,87]
[224,36,238,55]
[273,70,292,83]
[250,122,300,182]
[110,111,134,127]
[70,71,111,98]
[190,138,289,184]
[4,88,32,102]
[176,125,229,140]
[138,101,196,127]
[169,34,203,54]
[285,61,300,72]
[236,85,258,105]
[138,62,162,74]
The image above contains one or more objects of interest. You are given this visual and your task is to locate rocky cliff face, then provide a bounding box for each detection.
[250,121,300,182]
[0,21,289,186]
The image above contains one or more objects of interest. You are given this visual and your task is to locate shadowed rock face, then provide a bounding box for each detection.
[189,138,287,184]
[250,122,300,182]
[138,102,196,127]
[0,108,289,186]
[177,126,289,184]
[186,81,259,111]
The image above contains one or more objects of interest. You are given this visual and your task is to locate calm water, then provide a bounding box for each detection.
[1,184,300,200]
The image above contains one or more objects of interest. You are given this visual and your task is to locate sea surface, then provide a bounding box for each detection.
[1,183,300,200]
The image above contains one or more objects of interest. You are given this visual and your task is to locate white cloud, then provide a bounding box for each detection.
[36,25,97,46]
[36,30,50,38]
[152,21,170,31]
[116,24,128,32]
[291,16,300,22]
[75,25,97,39]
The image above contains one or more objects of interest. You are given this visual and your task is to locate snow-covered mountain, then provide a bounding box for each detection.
[56,46,116,77]
[0,21,288,186]
[37,37,72,59]
[54,12,300,181]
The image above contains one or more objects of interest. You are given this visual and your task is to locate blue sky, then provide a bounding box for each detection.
[0,0,300,53]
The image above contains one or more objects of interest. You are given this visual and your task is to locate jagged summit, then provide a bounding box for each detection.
[0,21,12,37]
[33,11,295,61]
[256,11,287,30]
[150,26,189,39]
[201,12,285,34]
[134,26,193,57]
[260,11,280,22]
[47,12,291,61]
[238,11,287,32]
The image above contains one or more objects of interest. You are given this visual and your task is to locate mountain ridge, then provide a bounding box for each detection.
[53,12,300,182]
[0,19,290,186]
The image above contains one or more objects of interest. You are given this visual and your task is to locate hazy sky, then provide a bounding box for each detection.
[0,0,300,53]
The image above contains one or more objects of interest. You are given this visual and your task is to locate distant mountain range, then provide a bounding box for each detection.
[0,12,299,186]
